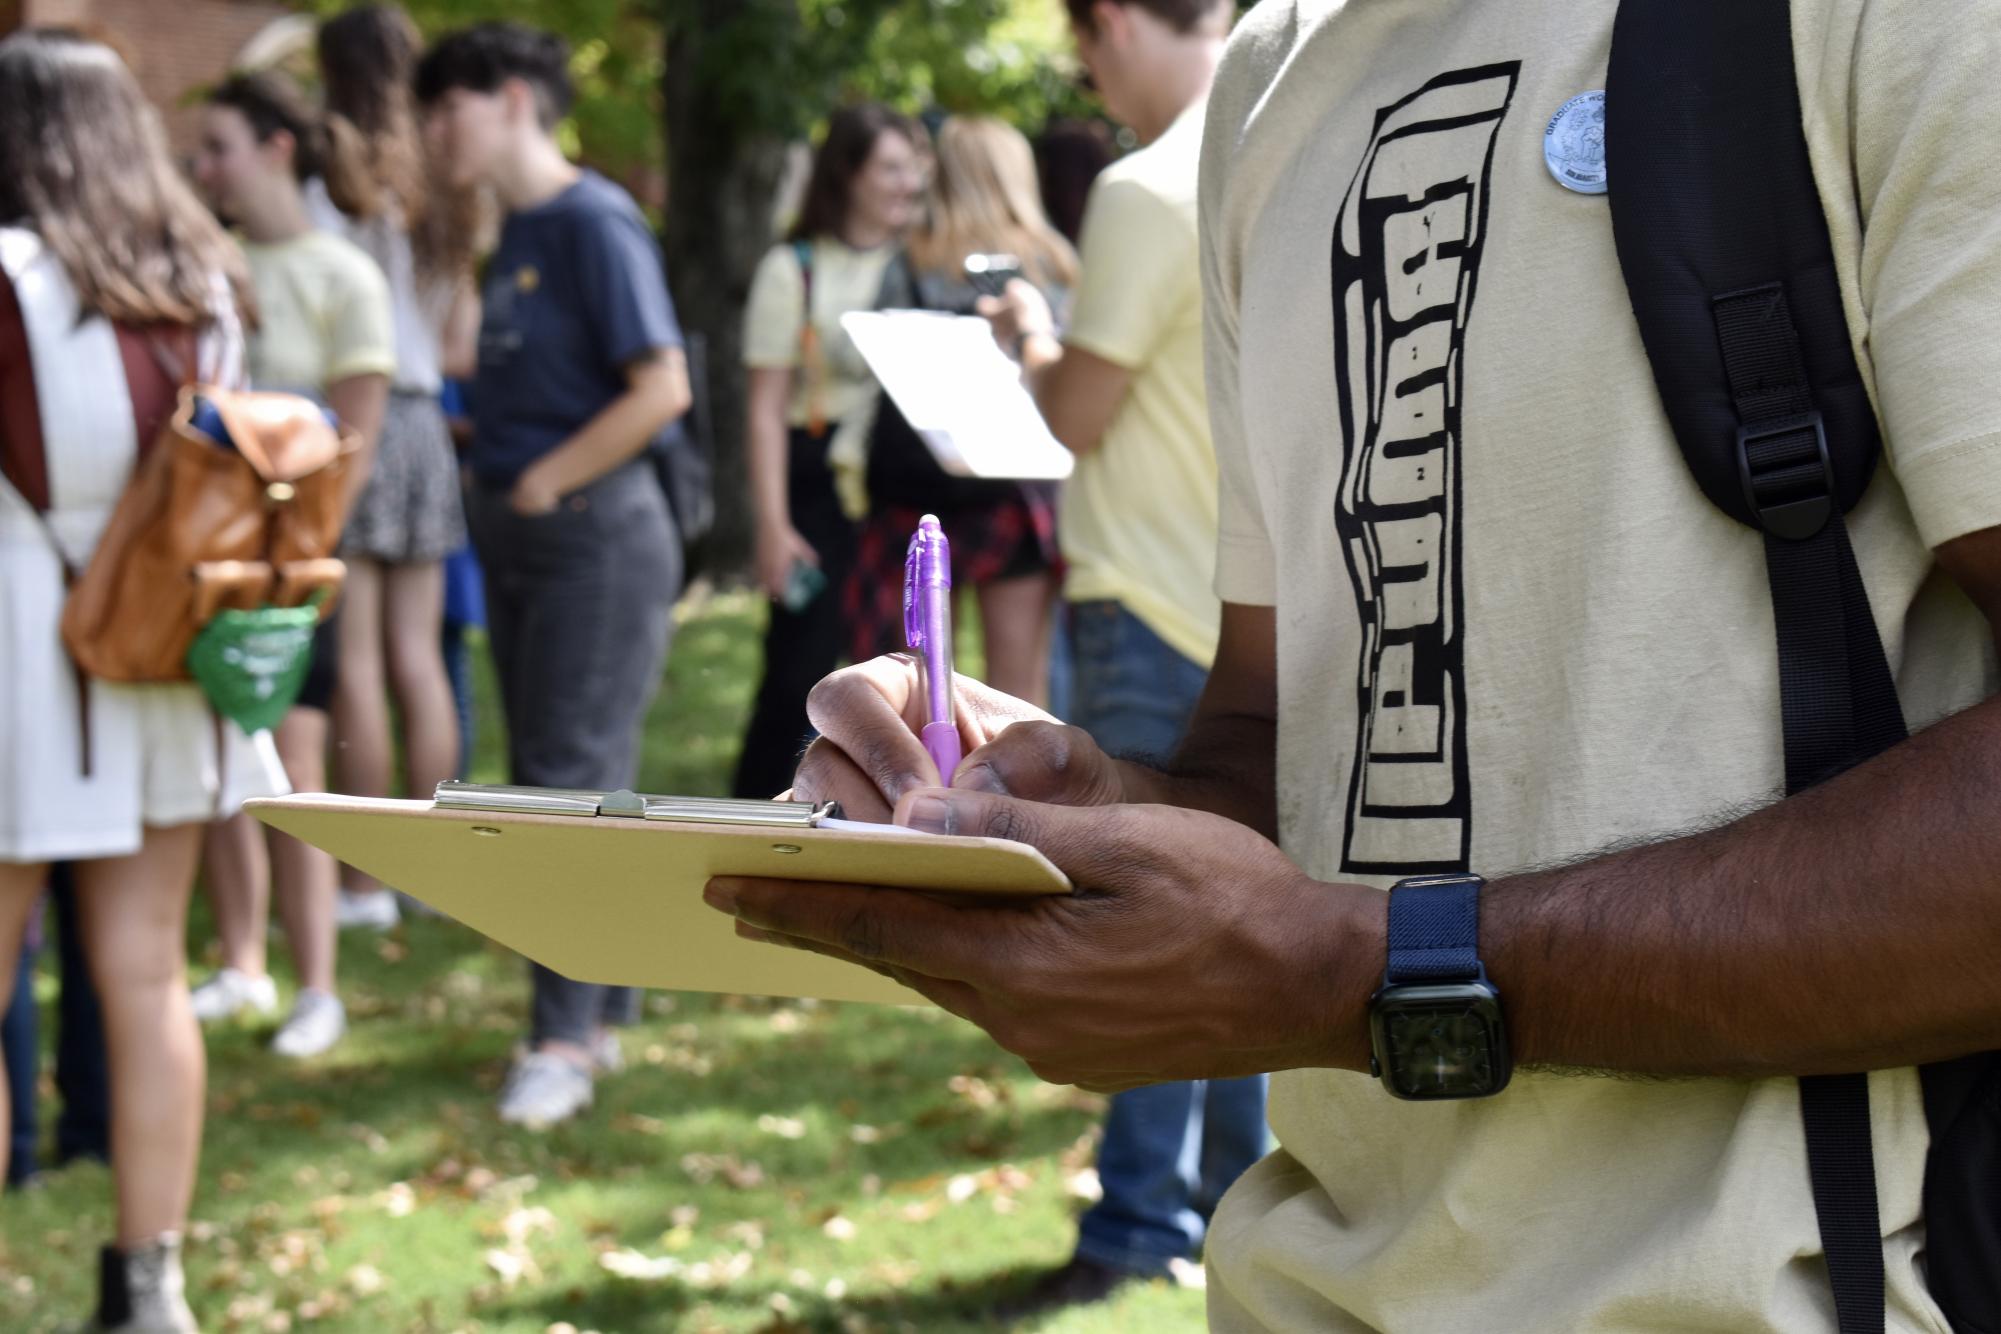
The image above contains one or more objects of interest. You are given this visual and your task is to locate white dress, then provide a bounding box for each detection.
[0,228,288,862]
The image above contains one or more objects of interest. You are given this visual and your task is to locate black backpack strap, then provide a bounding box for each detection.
[1607,4,1907,1331]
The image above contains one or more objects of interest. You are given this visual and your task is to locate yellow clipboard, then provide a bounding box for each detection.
[246,784,1070,1006]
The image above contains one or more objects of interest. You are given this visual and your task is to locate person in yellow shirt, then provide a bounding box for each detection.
[734,105,924,800]
[979,0,1260,1315]
[191,69,395,1063]
[720,1,2001,1330]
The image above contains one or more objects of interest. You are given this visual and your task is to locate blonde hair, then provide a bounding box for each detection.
[907,117,1079,291]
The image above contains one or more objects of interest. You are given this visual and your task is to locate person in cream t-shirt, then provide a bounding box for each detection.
[1196,0,2001,1329]
[1056,95,1221,677]
[703,2,2001,1331]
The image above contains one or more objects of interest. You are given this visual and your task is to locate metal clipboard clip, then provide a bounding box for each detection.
[432,781,845,829]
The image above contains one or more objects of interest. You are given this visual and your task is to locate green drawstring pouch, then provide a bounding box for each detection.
[185,599,323,734]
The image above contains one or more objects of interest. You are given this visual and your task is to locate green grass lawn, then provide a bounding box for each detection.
[0,589,1207,1333]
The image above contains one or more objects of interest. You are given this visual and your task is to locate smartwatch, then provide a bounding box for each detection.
[1368,873,1513,1100]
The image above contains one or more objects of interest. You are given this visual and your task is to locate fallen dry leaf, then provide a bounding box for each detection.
[599,1249,681,1282]
[614,1112,667,1136]
[483,1247,537,1289]
[500,1206,558,1247]
[679,1153,764,1189]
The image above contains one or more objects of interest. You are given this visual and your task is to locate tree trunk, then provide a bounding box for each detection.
[662,12,792,580]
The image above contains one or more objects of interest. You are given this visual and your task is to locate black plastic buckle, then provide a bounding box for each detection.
[1736,411,1833,541]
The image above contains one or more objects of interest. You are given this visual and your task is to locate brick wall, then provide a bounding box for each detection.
[21,0,292,152]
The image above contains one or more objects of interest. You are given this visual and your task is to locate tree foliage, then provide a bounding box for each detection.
[309,0,1092,181]
[302,0,1098,571]
[302,0,664,175]
[662,0,1092,136]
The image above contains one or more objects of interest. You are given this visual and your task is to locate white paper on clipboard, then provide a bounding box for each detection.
[841,310,1076,482]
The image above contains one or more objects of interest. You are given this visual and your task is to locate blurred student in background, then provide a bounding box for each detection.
[981,0,1261,1315]
[0,29,289,1329]
[192,69,396,1060]
[734,104,924,798]
[1035,118,1117,247]
[312,4,481,931]
[844,116,1077,706]
[418,22,691,1129]
[2,865,108,1190]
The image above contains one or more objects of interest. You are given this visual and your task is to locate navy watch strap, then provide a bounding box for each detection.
[1385,875,1486,984]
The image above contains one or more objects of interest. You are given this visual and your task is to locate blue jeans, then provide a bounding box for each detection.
[1062,601,1271,1274]
[441,542,485,779]
[4,932,34,1184]
[3,868,110,1187]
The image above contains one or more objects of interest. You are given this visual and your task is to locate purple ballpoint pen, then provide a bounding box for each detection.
[904,514,962,782]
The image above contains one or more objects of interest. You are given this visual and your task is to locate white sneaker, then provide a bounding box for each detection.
[591,1031,625,1074]
[92,1232,198,1332]
[336,888,401,931]
[190,969,278,1024]
[396,890,443,920]
[496,1052,594,1129]
[271,989,346,1059]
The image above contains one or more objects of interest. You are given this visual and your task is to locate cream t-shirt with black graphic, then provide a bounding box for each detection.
[1199,0,2001,1330]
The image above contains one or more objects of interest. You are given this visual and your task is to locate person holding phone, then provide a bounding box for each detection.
[734,104,925,800]
[841,116,1078,708]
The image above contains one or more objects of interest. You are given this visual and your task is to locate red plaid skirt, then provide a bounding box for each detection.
[842,487,1062,664]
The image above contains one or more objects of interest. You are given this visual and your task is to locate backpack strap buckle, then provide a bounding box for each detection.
[1736,410,1833,541]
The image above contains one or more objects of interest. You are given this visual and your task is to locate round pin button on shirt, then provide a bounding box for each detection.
[1545,90,1608,194]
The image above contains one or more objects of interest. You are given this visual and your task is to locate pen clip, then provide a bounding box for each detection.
[903,528,925,651]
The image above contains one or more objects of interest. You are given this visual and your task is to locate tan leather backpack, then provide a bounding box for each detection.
[59,386,357,682]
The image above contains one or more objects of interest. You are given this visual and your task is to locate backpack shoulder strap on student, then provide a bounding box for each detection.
[1606,3,2001,1330]
[791,239,828,436]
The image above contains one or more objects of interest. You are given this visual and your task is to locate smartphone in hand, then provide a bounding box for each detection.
[964,253,1024,300]
[781,559,828,614]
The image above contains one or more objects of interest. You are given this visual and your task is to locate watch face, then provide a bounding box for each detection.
[1371,985,1509,1100]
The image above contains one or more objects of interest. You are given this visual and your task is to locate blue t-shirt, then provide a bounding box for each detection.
[472,170,684,486]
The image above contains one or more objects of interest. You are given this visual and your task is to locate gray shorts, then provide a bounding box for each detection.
[342,391,466,565]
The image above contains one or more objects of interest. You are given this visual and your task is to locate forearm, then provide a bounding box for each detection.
[1472,694,2001,1079]
[1121,603,1280,834]
[1116,714,1280,838]
[528,384,678,497]
[325,374,387,520]
[1023,338,1089,457]
[338,440,376,520]
[1021,332,1063,394]
[1024,336,1122,458]
[746,412,790,528]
